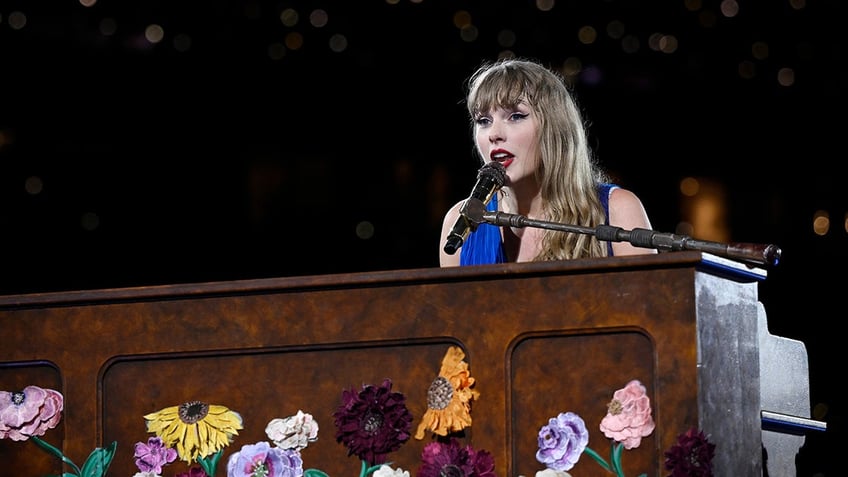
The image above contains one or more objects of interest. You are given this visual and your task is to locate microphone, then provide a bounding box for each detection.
[443,161,507,255]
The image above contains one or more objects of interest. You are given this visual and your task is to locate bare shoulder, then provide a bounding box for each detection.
[608,187,651,227]
[608,187,657,255]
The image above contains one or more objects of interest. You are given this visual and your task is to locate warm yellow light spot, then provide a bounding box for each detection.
[680,178,729,242]
[285,32,304,50]
[25,176,43,195]
[0,129,13,149]
[606,20,625,40]
[8,11,27,30]
[752,41,769,60]
[280,9,298,27]
[536,0,555,12]
[460,25,478,42]
[648,32,663,51]
[738,60,756,80]
[658,35,678,53]
[578,26,597,45]
[789,0,806,10]
[267,43,285,60]
[145,24,165,44]
[777,67,795,87]
[453,10,471,29]
[684,0,702,12]
[812,210,829,236]
[680,177,700,197]
[698,10,718,28]
[562,57,583,80]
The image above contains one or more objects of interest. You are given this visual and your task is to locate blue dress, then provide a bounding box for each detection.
[460,183,617,265]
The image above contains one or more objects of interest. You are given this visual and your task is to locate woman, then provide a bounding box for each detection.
[440,58,656,267]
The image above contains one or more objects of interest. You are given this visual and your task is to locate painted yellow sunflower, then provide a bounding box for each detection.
[144,400,243,463]
[415,345,480,439]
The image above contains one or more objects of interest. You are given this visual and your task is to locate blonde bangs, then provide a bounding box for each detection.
[468,66,533,117]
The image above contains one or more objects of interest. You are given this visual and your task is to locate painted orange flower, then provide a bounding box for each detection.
[414,346,480,439]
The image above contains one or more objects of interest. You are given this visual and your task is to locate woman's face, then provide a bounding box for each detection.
[473,101,540,187]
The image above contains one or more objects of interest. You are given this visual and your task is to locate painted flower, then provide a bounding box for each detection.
[598,379,655,450]
[226,441,303,477]
[134,436,178,474]
[333,378,413,465]
[0,385,63,441]
[663,427,716,477]
[415,346,480,439]
[144,400,244,463]
[535,469,572,477]
[372,464,410,477]
[266,410,319,451]
[536,380,656,477]
[2,385,116,477]
[535,412,589,471]
[417,437,496,477]
[174,468,210,477]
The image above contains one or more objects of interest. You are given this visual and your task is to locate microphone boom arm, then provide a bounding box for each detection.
[463,198,781,267]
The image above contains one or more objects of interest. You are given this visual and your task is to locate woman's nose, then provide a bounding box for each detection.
[488,123,504,142]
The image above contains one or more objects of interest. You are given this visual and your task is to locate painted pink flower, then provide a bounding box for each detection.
[0,385,63,441]
[598,379,655,449]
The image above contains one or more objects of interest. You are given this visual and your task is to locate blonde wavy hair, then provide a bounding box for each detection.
[466,58,610,259]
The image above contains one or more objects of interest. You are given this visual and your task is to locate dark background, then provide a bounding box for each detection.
[0,1,840,474]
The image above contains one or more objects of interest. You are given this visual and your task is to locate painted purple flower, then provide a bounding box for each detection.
[134,436,178,473]
[226,441,303,477]
[418,438,496,477]
[333,378,413,465]
[0,385,63,441]
[535,412,589,472]
[664,427,716,477]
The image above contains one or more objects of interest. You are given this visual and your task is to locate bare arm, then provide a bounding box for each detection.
[607,187,657,256]
[439,201,464,267]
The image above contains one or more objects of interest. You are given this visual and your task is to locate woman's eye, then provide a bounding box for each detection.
[475,117,492,126]
[510,112,529,121]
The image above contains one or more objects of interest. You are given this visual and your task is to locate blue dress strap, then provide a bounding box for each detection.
[460,184,618,265]
[598,183,617,256]
[460,194,506,265]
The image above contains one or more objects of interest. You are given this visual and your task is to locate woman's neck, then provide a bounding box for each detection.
[499,186,544,219]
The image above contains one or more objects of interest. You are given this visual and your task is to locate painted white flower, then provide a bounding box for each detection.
[536,469,572,477]
[265,410,319,451]
[373,464,410,477]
